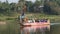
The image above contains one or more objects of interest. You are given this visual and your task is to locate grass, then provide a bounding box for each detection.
[0,13,60,22]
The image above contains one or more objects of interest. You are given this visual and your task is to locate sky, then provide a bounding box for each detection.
[0,0,36,3]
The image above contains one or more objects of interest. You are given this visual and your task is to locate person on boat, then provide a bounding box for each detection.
[32,18,35,23]
[35,18,39,23]
[20,4,27,23]
[27,19,33,23]
[20,11,25,23]
[24,17,29,23]
[39,18,48,23]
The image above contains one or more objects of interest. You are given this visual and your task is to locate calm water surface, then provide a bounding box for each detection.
[0,22,60,34]
[20,25,50,34]
[20,25,60,34]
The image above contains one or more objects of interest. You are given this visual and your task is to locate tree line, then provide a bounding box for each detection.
[0,0,60,16]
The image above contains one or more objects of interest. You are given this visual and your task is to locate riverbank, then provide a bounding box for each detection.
[0,13,60,23]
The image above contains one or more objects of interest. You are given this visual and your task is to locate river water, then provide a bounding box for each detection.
[20,26,50,34]
[19,23,60,34]
[0,22,60,34]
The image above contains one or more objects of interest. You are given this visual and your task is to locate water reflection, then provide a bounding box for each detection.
[20,25,50,34]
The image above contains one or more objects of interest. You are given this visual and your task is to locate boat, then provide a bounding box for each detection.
[23,19,50,26]
[21,19,50,31]
[19,3,50,30]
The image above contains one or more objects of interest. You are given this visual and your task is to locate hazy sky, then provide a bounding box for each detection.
[0,0,36,3]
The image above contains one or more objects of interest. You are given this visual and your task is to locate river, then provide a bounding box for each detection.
[0,22,60,34]
[19,23,60,34]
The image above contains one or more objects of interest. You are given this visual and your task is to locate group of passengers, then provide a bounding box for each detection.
[26,18,48,23]
[20,14,48,23]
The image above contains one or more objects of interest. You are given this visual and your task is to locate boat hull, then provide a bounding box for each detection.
[23,23,50,26]
[23,22,50,30]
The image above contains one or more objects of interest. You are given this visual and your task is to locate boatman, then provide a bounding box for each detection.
[20,4,27,23]
[20,11,25,23]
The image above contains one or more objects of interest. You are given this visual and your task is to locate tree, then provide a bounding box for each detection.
[25,1,33,12]
[43,0,59,15]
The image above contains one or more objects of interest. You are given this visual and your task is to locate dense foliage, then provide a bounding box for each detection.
[0,0,60,15]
